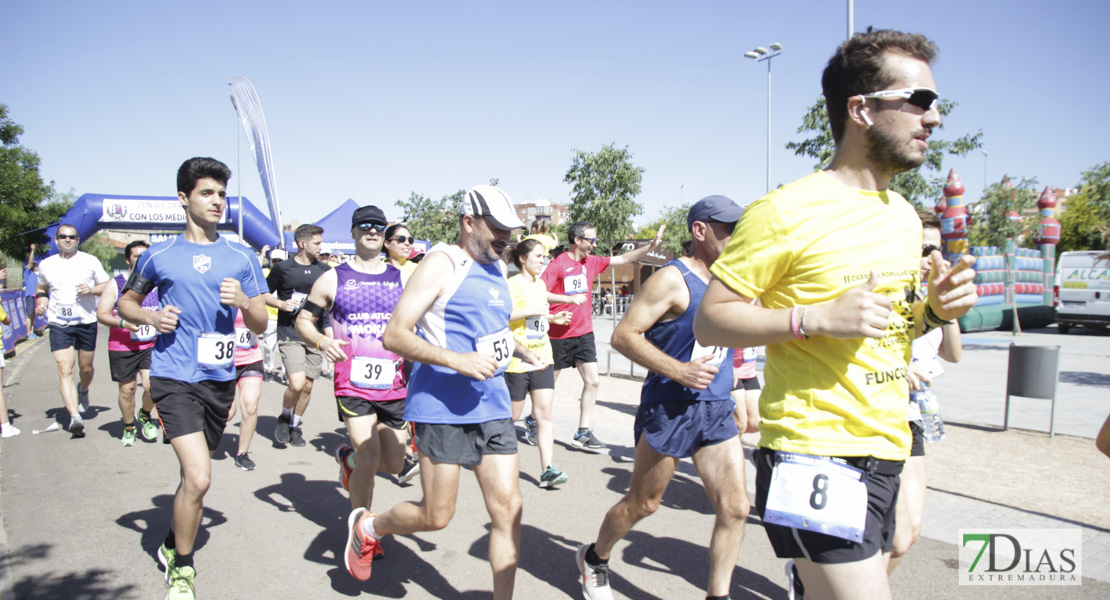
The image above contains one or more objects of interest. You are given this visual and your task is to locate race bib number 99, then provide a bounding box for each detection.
[351,356,397,390]
[197,333,235,370]
[476,328,514,374]
[564,273,588,295]
[763,452,869,543]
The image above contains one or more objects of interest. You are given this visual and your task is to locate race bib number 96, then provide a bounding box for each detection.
[763,452,869,543]
[525,316,548,339]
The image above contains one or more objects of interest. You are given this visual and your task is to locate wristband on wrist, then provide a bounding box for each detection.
[118,318,125,329]
[923,303,951,329]
[790,306,807,341]
[798,307,810,340]
[316,336,327,350]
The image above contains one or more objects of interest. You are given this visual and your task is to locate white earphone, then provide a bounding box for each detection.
[860,109,874,128]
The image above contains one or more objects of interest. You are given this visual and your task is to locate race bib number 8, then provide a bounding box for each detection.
[351,356,396,390]
[564,273,588,295]
[131,324,157,342]
[197,333,235,370]
[476,328,514,374]
[690,340,728,367]
[235,327,257,349]
[763,452,869,543]
[525,316,548,339]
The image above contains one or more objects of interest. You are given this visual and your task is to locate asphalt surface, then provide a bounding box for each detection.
[2,321,1109,599]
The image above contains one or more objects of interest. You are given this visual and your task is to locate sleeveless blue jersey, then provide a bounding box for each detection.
[404,244,513,424]
[641,259,733,403]
[132,236,266,382]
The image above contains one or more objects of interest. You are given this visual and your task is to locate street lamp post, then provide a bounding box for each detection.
[745,43,784,194]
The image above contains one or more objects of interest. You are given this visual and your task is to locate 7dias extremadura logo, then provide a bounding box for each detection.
[960,529,1081,585]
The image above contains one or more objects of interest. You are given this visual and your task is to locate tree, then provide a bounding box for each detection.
[564,143,645,248]
[0,104,72,260]
[1057,192,1106,252]
[80,233,118,271]
[966,177,1039,249]
[640,203,690,257]
[1078,162,1110,224]
[786,98,983,208]
[396,190,460,244]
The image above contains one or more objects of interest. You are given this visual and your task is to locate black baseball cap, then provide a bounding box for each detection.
[351,205,388,228]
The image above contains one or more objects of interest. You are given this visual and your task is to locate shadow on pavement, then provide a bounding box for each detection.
[929,486,1110,535]
[115,494,228,567]
[5,543,137,600]
[599,467,714,516]
[1060,371,1110,388]
[620,530,782,600]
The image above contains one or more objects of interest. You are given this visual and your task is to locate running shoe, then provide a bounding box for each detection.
[1,424,20,438]
[572,428,606,450]
[522,415,537,446]
[69,417,85,439]
[397,453,420,485]
[335,444,354,491]
[27,332,40,340]
[538,465,568,489]
[166,565,195,599]
[275,414,291,444]
[785,559,805,600]
[158,543,176,582]
[345,508,383,581]
[77,386,90,414]
[289,425,306,447]
[121,426,137,447]
[576,544,614,600]
[139,413,159,441]
[234,453,257,471]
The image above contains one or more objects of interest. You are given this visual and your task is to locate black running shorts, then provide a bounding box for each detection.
[151,377,235,451]
[550,332,597,370]
[414,418,517,466]
[49,322,97,353]
[505,366,555,402]
[336,396,407,430]
[109,348,152,382]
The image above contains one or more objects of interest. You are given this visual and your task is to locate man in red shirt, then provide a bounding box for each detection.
[541,221,664,449]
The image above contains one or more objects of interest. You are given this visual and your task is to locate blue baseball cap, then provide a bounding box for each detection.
[687,195,742,231]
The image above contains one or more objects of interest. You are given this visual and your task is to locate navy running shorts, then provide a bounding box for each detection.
[634,397,738,459]
[49,322,97,353]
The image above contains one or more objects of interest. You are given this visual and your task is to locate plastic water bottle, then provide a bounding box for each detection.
[912,382,946,442]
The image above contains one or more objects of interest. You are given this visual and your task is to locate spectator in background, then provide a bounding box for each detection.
[24,245,40,339]
[1,302,18,437]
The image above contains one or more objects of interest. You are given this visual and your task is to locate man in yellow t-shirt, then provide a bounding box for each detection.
[694,30,978,600]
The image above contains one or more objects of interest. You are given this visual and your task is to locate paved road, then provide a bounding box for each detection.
[2,320,1108,599]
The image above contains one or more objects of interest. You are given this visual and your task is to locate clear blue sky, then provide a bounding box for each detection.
[3,1,1107,229]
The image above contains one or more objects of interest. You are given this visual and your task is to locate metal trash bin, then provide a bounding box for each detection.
[1004,344,1062,437]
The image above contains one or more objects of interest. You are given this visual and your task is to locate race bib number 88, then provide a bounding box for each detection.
[763,452,869,543]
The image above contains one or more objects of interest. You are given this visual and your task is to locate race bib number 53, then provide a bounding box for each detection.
[763,452,869,543]
[476,328,514,374]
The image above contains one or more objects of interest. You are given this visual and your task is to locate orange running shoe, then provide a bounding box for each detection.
[345,508,382,581]
[335,443,354,491]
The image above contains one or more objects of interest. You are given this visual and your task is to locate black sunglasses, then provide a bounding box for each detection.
[389,236,414,244]
[709,219,737,234]
[56,234,79,241]
[357,222,386,233]
[922,244,940,257]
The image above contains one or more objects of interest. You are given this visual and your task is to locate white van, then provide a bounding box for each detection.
[1055,250,1110,333]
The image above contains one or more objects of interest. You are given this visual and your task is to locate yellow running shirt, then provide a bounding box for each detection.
[506,274,554,373]
[710,171,921,460]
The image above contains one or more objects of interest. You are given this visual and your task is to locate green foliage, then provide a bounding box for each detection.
[0,104,72,260]
[1057,192,1107,252]
[1078,162,1110,224]
[786,97,983,208]
[967,177,1039,249]
[396,190,461,244]
[79,232,118,271]
[564,143,645,249]
[643,203,690,257]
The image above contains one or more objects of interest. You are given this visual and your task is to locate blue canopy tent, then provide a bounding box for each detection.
[283,198,362,253]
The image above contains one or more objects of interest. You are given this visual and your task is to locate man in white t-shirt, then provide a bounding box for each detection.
[35,223,111,438]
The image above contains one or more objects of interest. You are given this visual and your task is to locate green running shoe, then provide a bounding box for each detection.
[121,427,137,447]
[158,543,176,583]
[138,413,159,441]
[166,565,195,599]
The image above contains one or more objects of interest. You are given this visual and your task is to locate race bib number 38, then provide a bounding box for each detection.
[197,333,235,370]
[763,452,869,543]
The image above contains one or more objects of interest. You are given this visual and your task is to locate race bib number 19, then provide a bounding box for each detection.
[197,333,235,370]
[476,328,514,374]
[763,452,868,543]
[131,324,157,342]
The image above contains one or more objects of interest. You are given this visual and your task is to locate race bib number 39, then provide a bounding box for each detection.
[351,356,397,390]
[476,328,514,374]
[763,452,869,543]
[197,333,235,370]
[564,273,588,295]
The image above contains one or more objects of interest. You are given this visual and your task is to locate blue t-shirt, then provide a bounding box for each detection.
[130,236,266,382]
[23,268,38,297]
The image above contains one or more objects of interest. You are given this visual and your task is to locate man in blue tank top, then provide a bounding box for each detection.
[576,196,749,600]
[119,157,268,600]
[343,185,542,600]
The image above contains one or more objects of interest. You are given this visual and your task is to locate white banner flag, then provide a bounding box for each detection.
[229,76,283,246]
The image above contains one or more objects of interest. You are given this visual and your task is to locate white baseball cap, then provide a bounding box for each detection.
[460,185,525,231]
[319,243,333,255]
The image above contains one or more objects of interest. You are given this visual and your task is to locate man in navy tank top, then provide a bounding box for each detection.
[119,157,268,600]
[343,185,543,599]
[576,196,750,600]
